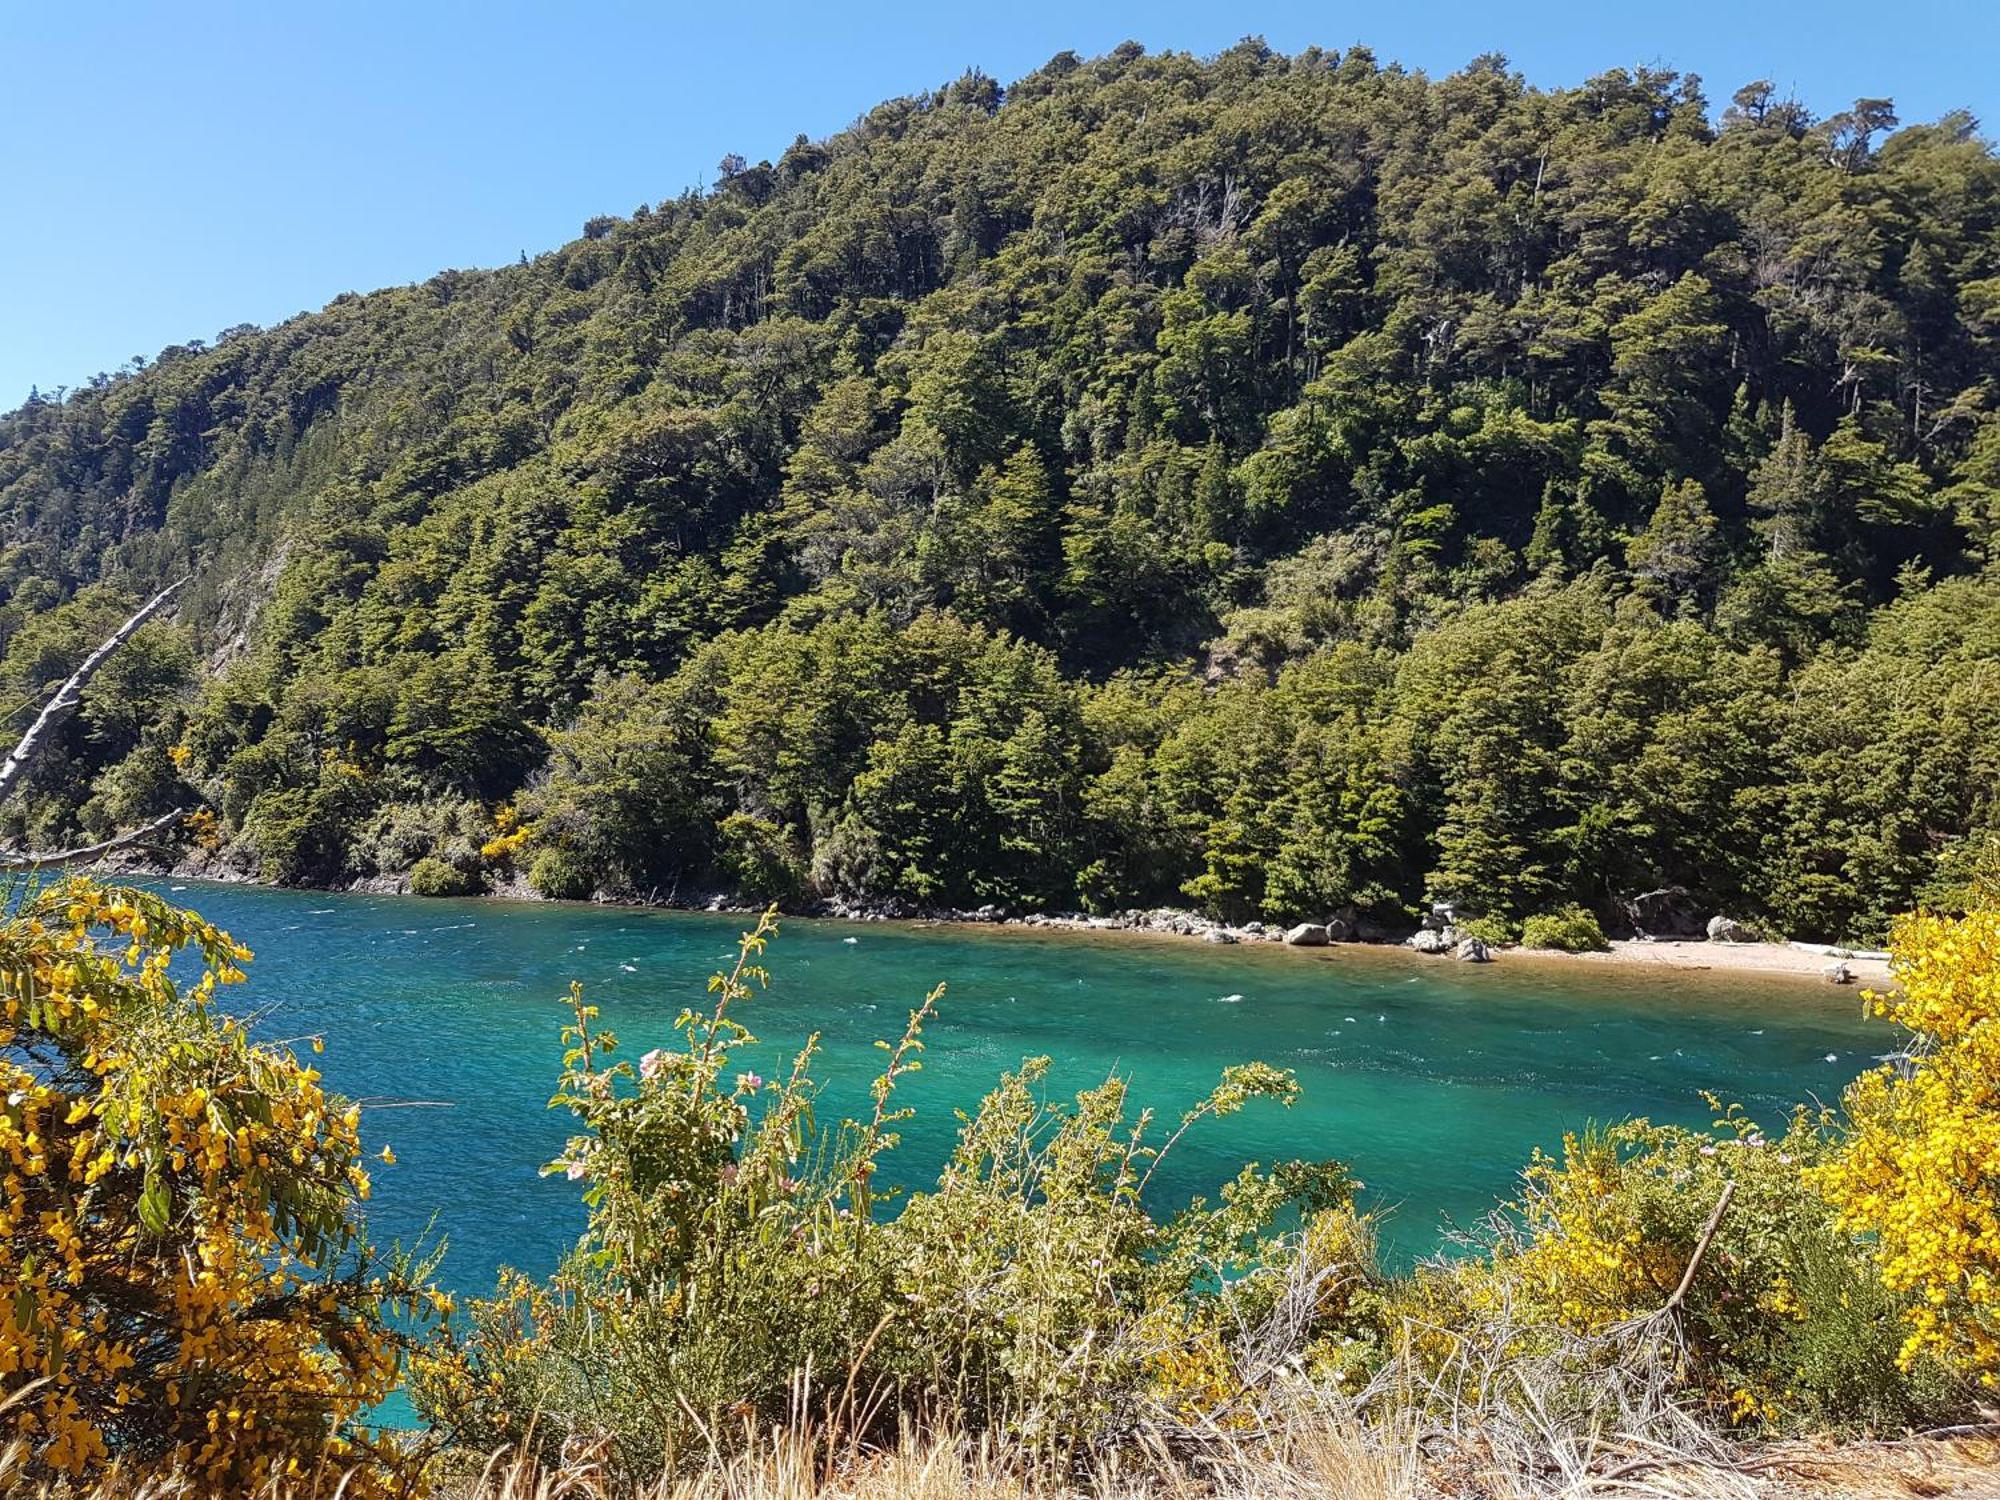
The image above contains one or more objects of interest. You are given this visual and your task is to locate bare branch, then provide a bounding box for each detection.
[0,577,189,808]
[0,808,186,870]
[1661,1180,1736,1315]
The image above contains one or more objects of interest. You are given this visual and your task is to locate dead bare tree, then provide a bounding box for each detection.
[0,577,192,867]
[0,808,189,870]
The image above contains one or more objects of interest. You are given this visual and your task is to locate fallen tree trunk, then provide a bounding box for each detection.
[0,578,199,872]
[0,577,189,809]
[0,808,188,870]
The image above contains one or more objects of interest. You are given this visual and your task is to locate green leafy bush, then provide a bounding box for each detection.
[410,855,481,897]
[713,811,806,903]
[1520,905,1611,952]
[526,846,595,900]
[410,914,1350,1471]
[352,791,487,876]
[1457,913,1520,946]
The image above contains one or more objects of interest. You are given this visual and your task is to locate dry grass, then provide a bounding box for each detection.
[6,1369,1996,1500]
[11,1412,1996,1500]
[390,1420,2000,1500]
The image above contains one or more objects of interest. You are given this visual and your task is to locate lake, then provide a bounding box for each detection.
[145,880,1884,1295]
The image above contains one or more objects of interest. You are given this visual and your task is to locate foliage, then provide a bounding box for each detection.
[0,45,1993,944]
[410,913,1348,1472]
[1386,1105,1969,1432]
[409,855,481,897]
[13,880,1997,1489]
[526,846,595,901]
[408,904,2000,1472]
[1518,905,1611,952]
[1811,907,2000,1384]
[0,878,439,1488]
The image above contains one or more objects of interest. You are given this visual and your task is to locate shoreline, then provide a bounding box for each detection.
[971,910,1893,989]
[1487,936,1892,988]
[121,850,1892,990]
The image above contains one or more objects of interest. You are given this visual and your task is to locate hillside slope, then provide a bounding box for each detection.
[2,41,1998,943]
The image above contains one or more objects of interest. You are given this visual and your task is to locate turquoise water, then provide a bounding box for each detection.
[148,881,1884,1292]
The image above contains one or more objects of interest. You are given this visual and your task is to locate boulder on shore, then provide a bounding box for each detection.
[1283,922,1330,947]
[1408,928,1453,956]
[1707,915,1754,943]
[1622,886,1704,939]
[1456,936,1492,962]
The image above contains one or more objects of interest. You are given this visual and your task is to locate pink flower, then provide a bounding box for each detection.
[565,1159,587,1181]
[737,1070,764,1092]
[639,1048,666,1081]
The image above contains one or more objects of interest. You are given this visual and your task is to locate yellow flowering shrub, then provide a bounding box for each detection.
[0,877,441,1490]
[1812,907,2000,1383]
[182,806,223,851]
[1488,1130,1673,1333]
[479,803,530,863]
[1139,1307,1249,1427]
[1374,1098,1958,1433]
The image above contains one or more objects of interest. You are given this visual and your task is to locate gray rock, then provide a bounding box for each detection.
[1203,929,1237,944]
[1707,915,1754,943]
[1408,928,1453,956]
[1456,936,1492,962]
[1622,886,1704,939]
[1823,961,1854,985]
[1324,913,1356,943]
[1283,922,1330,947]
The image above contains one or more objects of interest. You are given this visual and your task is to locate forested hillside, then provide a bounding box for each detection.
[2,40,1998,943]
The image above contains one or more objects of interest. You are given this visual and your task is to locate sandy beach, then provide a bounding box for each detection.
[1503,938,1894,988]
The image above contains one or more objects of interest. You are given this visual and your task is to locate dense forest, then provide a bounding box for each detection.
[2,40,1998,943]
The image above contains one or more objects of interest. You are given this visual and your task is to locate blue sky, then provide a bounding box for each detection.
[2,0,1994,409]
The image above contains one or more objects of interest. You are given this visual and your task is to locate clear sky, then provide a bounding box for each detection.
[2,0,1995,409]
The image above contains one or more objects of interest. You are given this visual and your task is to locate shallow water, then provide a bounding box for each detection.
[148,881,1883,1290]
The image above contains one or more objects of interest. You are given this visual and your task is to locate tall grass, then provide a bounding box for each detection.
[14,1372,1992,1500]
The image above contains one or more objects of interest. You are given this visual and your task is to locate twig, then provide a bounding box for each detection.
[350,1099,458,1110]
[1913,1421,2000,1440]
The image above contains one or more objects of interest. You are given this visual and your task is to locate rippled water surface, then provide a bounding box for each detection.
[149,881,1883,1289]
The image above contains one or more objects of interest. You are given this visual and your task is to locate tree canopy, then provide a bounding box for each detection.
[2,42,1998,942]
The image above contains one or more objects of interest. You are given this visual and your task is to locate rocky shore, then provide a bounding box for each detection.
[106,844,1891,987]
[819,895,1894,986]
